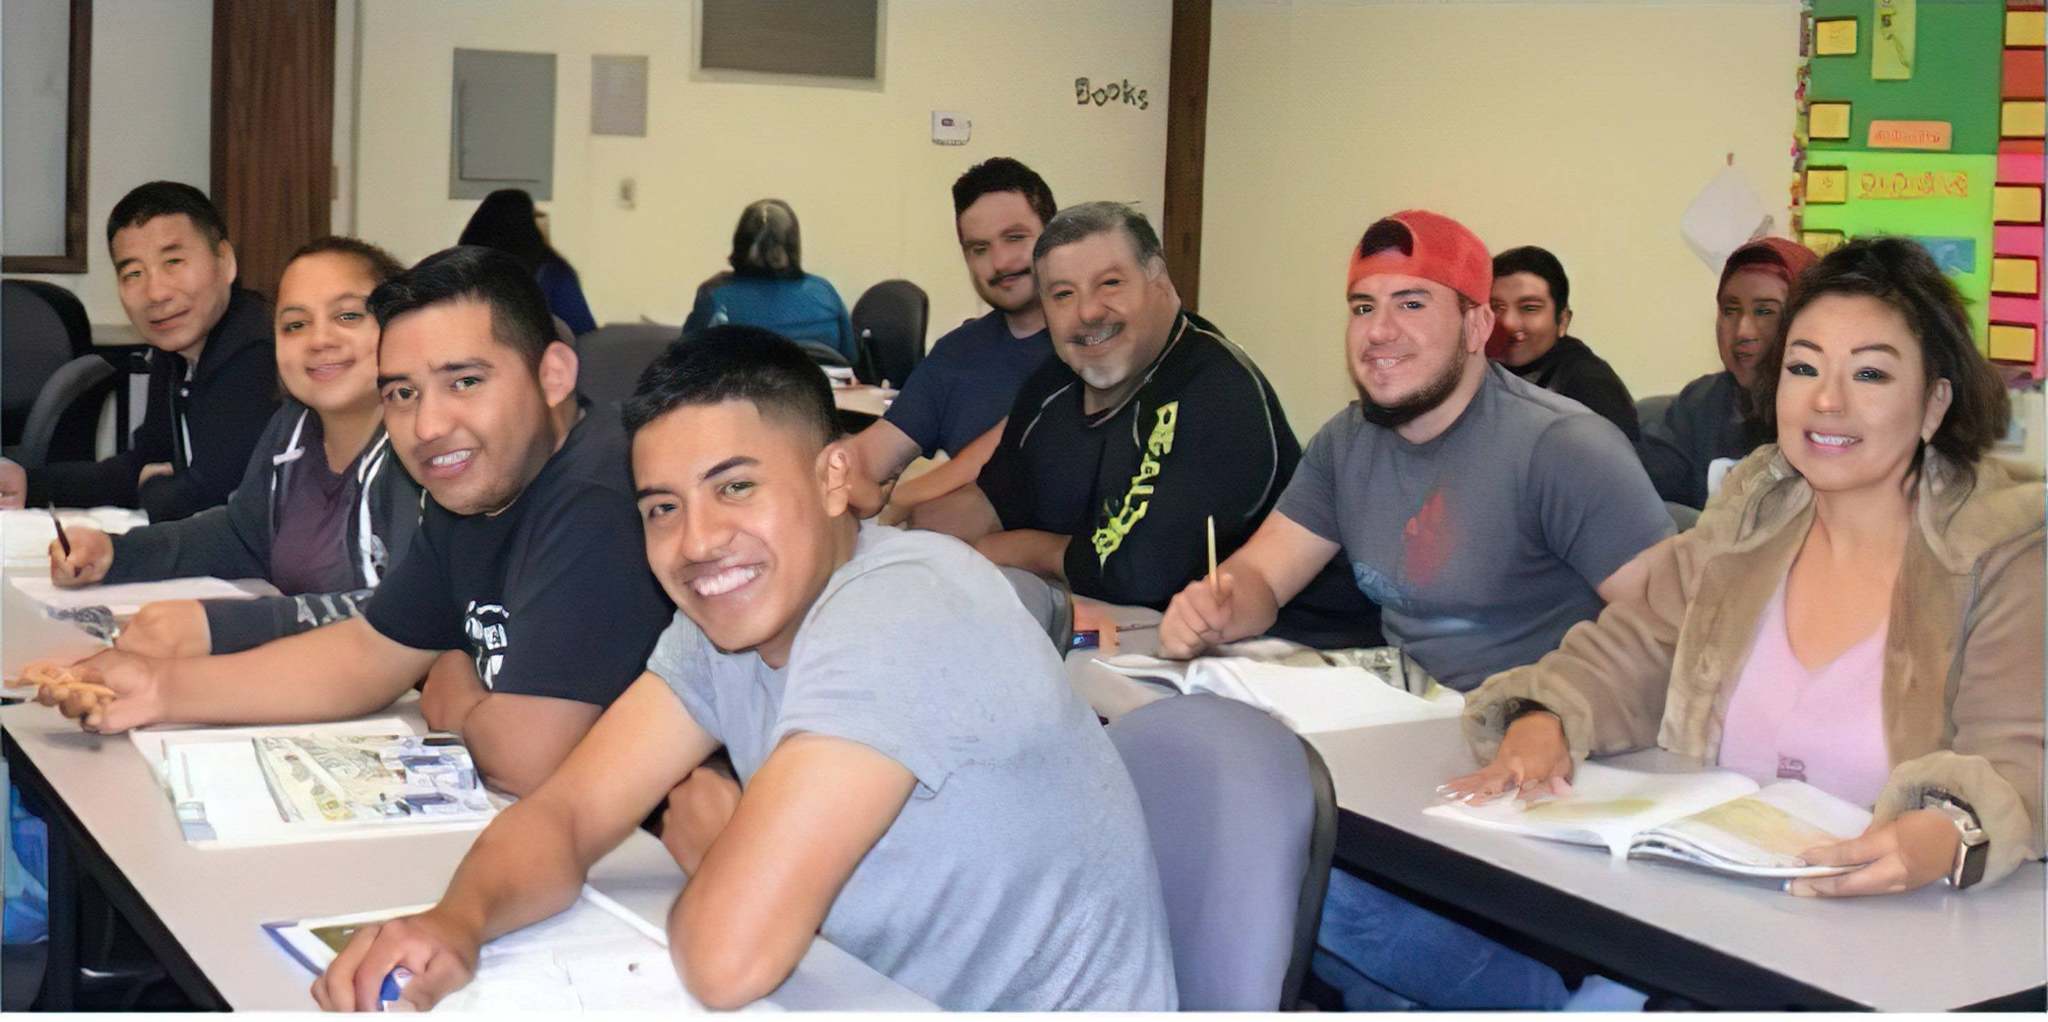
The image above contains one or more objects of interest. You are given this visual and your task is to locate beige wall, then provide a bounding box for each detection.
[1200,0,1803,433]
[6,0,214,327]
[351,0,1172,340]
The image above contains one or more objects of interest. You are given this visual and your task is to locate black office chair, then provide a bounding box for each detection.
[851,280,928,387]
[4,355,118,469]
[3,280,96,449]
[573,323,681,407]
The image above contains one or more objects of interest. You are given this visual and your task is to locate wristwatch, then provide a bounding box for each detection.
[1922,789,1988,890]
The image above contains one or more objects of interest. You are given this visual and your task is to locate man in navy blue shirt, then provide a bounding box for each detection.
[844,159,1056,526]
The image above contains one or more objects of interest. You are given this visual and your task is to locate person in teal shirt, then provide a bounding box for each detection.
[683,199,858,364]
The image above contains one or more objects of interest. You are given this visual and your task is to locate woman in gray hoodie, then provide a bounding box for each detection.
[48,237,424,656]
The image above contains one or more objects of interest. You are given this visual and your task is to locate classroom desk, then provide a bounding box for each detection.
[1313,718,2046,1011]
[1,585,935,1011]
[1062,635,2047,1011]
[831,384,895,420]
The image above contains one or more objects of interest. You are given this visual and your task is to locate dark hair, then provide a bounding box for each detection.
[622,325,837,446]
[106,180,228,252]
[368,246,556,370]
[729,199,803,279]
[457,188,571,277]
[1355,220,1477,313]
[1492,245,1570,315]
[1755,236,2010,473]
[287,236,405,286]
[951,157,1057,229]
[1033,201,1163,269]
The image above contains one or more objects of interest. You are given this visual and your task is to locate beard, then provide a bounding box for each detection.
[1356,342,1468,429]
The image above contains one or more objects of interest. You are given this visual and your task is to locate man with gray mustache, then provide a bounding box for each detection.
[932,202,1379,647]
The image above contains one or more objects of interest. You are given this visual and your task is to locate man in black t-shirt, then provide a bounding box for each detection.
[1487,246,1639,441]
[37,247,671,796]
[938,202,1378,647]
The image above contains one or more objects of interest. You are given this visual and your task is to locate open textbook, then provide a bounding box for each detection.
[1426,761,1873,878]
[130,719,501,846]
[266,886,780,1012]
[1096,638,1464,733]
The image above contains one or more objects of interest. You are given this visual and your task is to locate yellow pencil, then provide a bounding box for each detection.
[1206,515,1218,594]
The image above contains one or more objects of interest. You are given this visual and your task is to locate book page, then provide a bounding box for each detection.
[1426,761,1759,856]
[10,574,260,615]
[265,888,763,1012]
[1643,779,1872,875]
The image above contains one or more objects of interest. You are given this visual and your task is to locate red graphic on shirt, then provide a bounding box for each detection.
[1402,489,1452,586]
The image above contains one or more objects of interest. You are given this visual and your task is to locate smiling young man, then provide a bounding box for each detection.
[1636,237,1818,509]
[843,158,1057,525]
[1,181,278,521]
[1157,209,1672,1010]
[309,329,1176,1012]
[1488,245,1639,441]
[37,246,670,797]
[934,201,1379,646]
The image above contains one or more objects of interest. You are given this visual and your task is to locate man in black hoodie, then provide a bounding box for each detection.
[1,182,277,521]
[1486,245,1639,441]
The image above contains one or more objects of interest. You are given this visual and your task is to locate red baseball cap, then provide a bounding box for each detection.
[1718,237,1819,294]
[1348,210,1492,307]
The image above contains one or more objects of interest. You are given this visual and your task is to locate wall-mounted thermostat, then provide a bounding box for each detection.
[931,111,971,145]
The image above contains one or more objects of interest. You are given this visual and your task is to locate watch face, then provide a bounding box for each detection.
[1958,842,1989,890]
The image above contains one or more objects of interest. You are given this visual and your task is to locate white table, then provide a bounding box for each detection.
[831,384,894,420]
[1311,718,2046,1011]
[1062,631,2045,1010]
[1,578,934,1011]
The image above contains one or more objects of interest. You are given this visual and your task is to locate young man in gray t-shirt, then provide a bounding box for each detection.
[1158,209,1670,1010]
[313,327,1175,1013]
[1160,209,1670,691]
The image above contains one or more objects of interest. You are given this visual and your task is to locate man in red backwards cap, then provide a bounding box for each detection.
[1160,210,1674,1007]
[1161,209,1670,692]
[1637,236,1820,509]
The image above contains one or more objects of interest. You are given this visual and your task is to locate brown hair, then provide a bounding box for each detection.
[1754,236,2010,476]
[287,235,406,285]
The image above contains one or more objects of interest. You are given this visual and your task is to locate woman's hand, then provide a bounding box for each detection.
[1441,711,1574,804]
[1788,808,1963,897]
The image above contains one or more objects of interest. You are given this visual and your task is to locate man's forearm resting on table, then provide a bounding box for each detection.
[978,529,1071,580]
[460,693,603,797]
[160,617,433,724]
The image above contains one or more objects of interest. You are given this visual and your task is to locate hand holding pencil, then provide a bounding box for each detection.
[47,523,115,588]
[1159,516,1238,659]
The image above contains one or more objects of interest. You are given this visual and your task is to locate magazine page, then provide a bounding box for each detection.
[1636,779,1873,876]
[264,887,775,1012]
[1426,761,1760,856]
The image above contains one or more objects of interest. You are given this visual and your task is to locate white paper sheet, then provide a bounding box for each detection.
[1,507,148,568]
[1679,165,1771,273]
[1097,646,1463,734]
[10,574,258,616]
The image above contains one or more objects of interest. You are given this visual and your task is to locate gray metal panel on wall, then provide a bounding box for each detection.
[449,48,555,200]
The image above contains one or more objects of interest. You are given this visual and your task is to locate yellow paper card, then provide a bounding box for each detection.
[2001,101,2046,140]
[1992,257,2039,296]
[1815,18,1858,55]
[2008,11,2045,48]
[1806,167,1849,204]
[1808,102,1852,140]
[1995,185,2044,224]
[1802,230,1847,256]
[1988,324,2037,363]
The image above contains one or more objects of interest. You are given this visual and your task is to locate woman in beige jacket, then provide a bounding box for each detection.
[1450,236,2043,896]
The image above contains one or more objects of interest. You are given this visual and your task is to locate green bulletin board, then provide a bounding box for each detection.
[1807,0,2005,153]
[1801,151,1999,341]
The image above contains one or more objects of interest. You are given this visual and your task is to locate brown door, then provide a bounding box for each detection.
[212,0,336,301]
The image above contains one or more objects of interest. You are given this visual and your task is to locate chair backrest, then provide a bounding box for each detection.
[851,279,928,387]
[1107,694,1336,1010]
[2,281,95,446]
[1634,393,1675,427]
[573,322,681,406]
[995,566,1073,652]
[7,355,117,470]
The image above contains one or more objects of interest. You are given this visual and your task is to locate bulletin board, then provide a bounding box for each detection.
[1794,0,2046,378]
